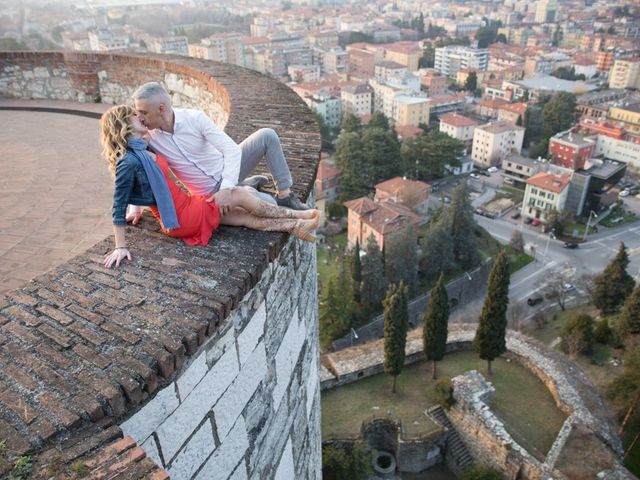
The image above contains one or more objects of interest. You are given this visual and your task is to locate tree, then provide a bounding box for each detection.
[341,112,361,134]
[319,261,358,347]
[509,230,524,253]
[360,236,387,316]
[560,313,594,358]
[316,113,334,152]
[540,272,572,311]
[541,92,577,141]
[516,114,523,127]
[419,215,455,285]
[334,131,367,199]
[475,26,498,48]
[523,105,542,148]
[385,226,419,296]
[400,130,465,181]
[474,250,510,376]
[423,273,449,379]
[607,346,640,434]
[419,42,435,68]
[449,182,481,270]
[592,242,635,315]
[545,207,569,236]
[551,25,563,47]
[464,72,477,92]
[620,285,640,335]
[495,33,507,44]
[322,442,372,480]
[414,13,425,34]
[367,111,391,131]
[383,282,408,393]
[351,241,362,304]
[361,126,402,186]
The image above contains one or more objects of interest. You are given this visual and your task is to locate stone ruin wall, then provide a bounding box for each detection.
[0,51,322,480]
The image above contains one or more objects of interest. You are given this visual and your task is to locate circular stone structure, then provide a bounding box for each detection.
[0,51,322,480]
[372,450,396,478]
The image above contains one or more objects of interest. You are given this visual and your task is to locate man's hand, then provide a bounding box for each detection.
[207,188,233,216]
[126,205,144,225]
[104,248,132,269]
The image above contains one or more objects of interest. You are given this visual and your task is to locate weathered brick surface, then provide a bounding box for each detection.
[0,51,320,478]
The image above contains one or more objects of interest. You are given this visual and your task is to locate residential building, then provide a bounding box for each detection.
[374,61,408,83]
[594,135,640,168]
[439,112,478,148]
[609,103,640,135]
[393,95,430,127]
[504,74,597,101]
[428,94,466,117]
[609,58,640,89]
[471,121,525,167]
[420,71,447,96]
[153,36,189,56]
[535,0,557,23]
[303,92,342,128]
[383,41,422,71]
[344,194,422,250]
[434,46,489,78]
[288,64,321,82]
[548,130,596,170]
[347,43,383,75]
[316,47,348,74]
[522,171,570,223]
[88,30,129,51]
[341,83,373,118]
[314,156,341,227]
[501,154,543,188]
[61,31,90,51]
[573,58,598,79]
[374,177,431,215]
[188,33,245,66]
[497,102,527,125]
[576,89,627,119]
[477,98,509,119]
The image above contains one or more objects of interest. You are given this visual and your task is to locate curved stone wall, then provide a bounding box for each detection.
[0,51,321,480]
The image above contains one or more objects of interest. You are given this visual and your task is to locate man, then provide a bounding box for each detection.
[131,82,308,221]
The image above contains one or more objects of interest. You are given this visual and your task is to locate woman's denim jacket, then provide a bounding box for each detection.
[112,149,156,225]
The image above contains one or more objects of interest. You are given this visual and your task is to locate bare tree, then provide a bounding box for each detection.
[509,230,524,253]
[576,273,596,299]
[507,301,525,330]
[532,310,547,329]
[540,271,572,311]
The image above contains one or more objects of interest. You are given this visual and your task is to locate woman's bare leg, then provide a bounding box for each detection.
[220,208,318,242]
[228,187,317,219]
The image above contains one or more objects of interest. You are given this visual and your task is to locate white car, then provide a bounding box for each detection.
[620,189,630,197]
[487,166,498,173]
[562,283,575,292]
[470,172,480,179]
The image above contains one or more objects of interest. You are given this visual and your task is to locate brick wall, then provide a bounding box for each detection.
[0,52,321,480]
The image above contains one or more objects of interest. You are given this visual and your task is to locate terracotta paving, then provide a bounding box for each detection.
[0,100,113,294]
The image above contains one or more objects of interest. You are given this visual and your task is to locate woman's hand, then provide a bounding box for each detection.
[104,248,132,269]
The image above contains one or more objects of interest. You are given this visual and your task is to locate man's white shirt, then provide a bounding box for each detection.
[147,108,241,196]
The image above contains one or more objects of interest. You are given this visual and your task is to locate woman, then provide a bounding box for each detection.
[100,105,319,269]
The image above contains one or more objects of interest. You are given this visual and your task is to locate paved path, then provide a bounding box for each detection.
[0,100,113,294]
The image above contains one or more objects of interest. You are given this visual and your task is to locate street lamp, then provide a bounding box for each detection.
[545,228,556,255]
[464,271,472,281]
[583,210,598,242]
[350,328,359,347]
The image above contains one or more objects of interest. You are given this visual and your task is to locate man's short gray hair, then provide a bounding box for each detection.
[132,82,171,105]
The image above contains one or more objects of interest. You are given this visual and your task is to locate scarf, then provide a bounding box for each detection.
[127,137,180,231]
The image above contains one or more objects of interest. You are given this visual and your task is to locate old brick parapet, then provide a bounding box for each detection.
[0,51,321,479]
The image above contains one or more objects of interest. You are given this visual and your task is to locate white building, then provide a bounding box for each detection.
[153,36,189,56]
[595,136,640,168]
[341,83,373,118]
[304,92,342,128]
[434,46,489,78]
[471,121,525,167]
[188,34,245,67]
[374,61,408,84]
[439,112,479,148]
[88,30,129,51]
[288,64,321,82]
[535,0,557,23]
[522,171,570,223]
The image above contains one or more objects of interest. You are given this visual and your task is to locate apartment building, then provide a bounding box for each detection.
[439,113,478,147]
[420,71,447,96]
[534,0,557,23]
[471,121,525,167]
[341,84,373,118]
[522,172,570,223]
[548,130,596,170]
[303,92,342,128]
[609,103,640,135]
[383,41,422,71]
[609,58,640,89]
[497,102,527,125]
[153,36,189,56]
[88,30,129,51]
[393,95,431,127]
[434,46,489,78]
[188,33,245,66]
[375,61,409,84]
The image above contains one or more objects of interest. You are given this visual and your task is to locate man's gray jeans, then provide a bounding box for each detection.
[238,128,293,205]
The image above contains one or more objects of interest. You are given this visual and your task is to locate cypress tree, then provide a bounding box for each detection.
[592,242,635,315]
[383,282,408,393]
[351,240,362,304]
[423,272,449,379]
[361,235,387,316]
[620,285,640,335]
[474,250,510,376]
[449,182,480,270]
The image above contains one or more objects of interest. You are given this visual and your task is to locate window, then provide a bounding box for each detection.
[537,199,544,207]
[531,188,538,195]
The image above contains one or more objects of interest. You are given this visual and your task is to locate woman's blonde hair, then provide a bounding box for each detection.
[100,105,136,177]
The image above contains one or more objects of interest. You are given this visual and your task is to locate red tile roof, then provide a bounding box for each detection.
[526,172,571,193]
[498,102,528,115]
[440,112,478,127]
[375,176,430,195]
[344,197,377,215]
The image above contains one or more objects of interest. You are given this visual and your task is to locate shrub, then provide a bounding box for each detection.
[327,201,347,219]
[433,378,455,410]
[460,464,502,480]
[322,442,372,480]
[560,313,594,357]
[594,318,612,344]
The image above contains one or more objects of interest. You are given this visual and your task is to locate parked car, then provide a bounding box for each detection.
[487,166,498,173]
[620,189,630,197]
[562,283,575,292]
[511,211,521,219]
[531,219,541,226]
[563,242,578,249]
[527,296,543,306]
[524,217,533,224]
[470,172,480,179]
[479,170,491,177]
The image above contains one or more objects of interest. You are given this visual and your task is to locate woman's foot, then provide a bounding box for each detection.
[291,215,320,242]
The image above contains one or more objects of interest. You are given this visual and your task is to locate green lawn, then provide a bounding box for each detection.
[317,232,348,291]
[499,186,524,204]
[321,351,567,458]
